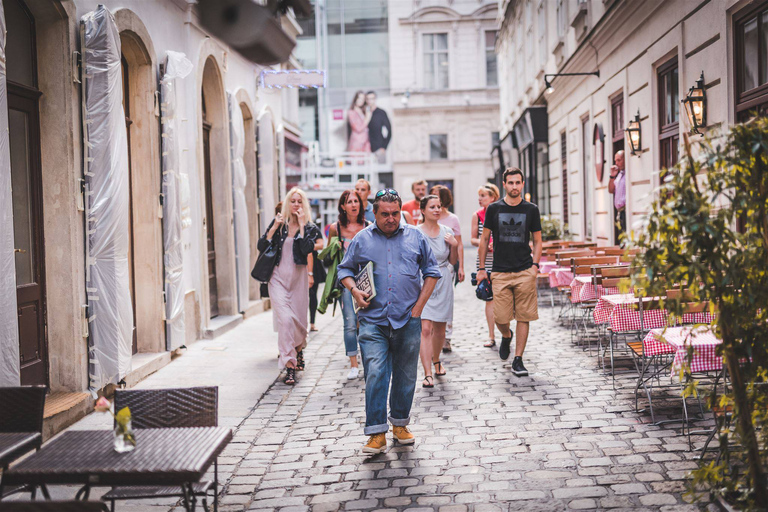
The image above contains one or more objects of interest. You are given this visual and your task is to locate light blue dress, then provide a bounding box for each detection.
[418,224,455,322]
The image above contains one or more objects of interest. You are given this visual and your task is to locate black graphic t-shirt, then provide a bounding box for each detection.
[483,199,542,273]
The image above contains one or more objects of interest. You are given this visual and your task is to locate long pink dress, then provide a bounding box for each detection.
[269,235,309,369]
[347,109,371,153]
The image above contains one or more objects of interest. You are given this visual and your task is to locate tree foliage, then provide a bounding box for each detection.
[629,118,768,510]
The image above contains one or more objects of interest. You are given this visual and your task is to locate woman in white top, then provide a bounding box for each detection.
[417,195,459,387]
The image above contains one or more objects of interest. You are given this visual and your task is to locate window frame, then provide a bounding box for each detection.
[423,32,450,90]
[485,30,498,87]
[560,131,568,222]
[734,1,768,117]
[657,57,680,184]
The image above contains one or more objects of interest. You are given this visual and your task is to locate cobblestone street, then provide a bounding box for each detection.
[209,278,710,512]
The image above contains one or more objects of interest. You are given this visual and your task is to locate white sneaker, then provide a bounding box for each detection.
[347,367,360,380]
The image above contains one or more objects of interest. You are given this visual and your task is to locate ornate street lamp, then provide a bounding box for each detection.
[682,72,707,134]
[625,110,642,155]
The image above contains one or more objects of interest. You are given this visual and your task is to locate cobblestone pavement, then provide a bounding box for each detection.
[212,280,713,512]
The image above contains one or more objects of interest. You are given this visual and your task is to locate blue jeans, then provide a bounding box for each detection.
[340,288,359,356]
[358,316,422,435]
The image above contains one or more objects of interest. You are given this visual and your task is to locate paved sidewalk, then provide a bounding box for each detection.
[211,281,709,511]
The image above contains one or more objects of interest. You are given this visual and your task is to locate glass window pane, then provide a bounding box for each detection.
[438,53,449,89]
[424,51,434,89]
[762,11,768,85]
[9,108,35,285]
[486,50,497,86]
[5,0,35,88]
[743,17,759,92]
[671,67,679,123]
[436,33,448,50]
[486,30,496,48]
[430,134,448,160]
[424,33,434,51]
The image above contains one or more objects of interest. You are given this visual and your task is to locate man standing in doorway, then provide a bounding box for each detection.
[401,180,427,225]
[477,168,542,377]
[366,91,392,164]
[356,179,376,223]
[608,150,627,239]
[338,189,440,453]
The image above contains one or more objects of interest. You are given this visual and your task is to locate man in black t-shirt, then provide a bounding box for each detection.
[477,168,542,376]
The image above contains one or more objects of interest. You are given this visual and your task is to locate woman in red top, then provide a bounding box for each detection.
[470,183,500,348]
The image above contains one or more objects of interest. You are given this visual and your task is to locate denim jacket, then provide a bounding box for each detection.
[257,220,320,266]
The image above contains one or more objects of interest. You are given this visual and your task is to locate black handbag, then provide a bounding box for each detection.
[251,239,280,282]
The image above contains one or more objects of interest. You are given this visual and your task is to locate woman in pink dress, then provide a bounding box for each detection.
[347,90,371,153]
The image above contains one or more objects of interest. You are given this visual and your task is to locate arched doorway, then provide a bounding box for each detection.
[200,56,236,320]
[118,23,164,355]
[7,0,48,386]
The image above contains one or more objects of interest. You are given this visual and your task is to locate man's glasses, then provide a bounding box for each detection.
[375,189,399,199]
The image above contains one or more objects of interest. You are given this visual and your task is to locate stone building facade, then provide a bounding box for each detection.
[389,0,500,237]
[497,0,764,244]
[1,0,302,402]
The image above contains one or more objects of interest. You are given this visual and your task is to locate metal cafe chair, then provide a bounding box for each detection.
[0,386,49,501]
[100,387,220,512]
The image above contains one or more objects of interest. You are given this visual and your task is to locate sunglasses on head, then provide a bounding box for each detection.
[375,189,399,199]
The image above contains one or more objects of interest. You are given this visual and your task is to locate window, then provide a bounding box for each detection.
[735,1,768,120]
[561,131,568,222]
[658,58,679,183]
[557,0,567,40]
[430,134,448,160]
[424,33,449,89]
[485,31,498,87]
[492,131,500,149]
[538,3,547,66]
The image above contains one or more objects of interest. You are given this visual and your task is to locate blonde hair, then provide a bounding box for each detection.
[282,187,312,224]
[478,183,500,200]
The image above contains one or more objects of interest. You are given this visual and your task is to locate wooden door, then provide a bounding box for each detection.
[121,55,138,354]
[9,86,48,386]
[203,121,219,318]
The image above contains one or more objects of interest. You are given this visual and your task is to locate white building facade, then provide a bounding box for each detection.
[0,0,302,403]
[389,0,500,238]
[497,0,765,245]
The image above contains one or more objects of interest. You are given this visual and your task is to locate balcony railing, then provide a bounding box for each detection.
[300,151,389,195]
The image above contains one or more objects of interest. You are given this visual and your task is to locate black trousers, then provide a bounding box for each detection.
[309,282,319,324]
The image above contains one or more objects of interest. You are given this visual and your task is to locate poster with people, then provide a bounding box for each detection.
[347,90,392,163]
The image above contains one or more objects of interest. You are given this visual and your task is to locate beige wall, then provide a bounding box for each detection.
[499,0,740,244]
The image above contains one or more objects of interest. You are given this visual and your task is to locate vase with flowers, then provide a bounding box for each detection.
[94,397,136,453]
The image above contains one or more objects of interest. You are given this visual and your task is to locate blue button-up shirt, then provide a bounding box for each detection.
[338,224,441,329]
[364,202,375,223]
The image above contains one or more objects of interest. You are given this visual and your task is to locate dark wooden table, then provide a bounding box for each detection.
[0,433,41,469]
[1,427,232,511]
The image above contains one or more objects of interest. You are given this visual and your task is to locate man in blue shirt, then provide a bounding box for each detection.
[338,189,440,454]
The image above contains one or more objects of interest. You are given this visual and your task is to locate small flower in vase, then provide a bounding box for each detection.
[94,397,136,453]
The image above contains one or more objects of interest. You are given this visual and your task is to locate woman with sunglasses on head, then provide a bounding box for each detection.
[417,194,459,387]
[429,185,464,353]
[258,187,320,385]
[328,190,371,379]
[471,183,500,348]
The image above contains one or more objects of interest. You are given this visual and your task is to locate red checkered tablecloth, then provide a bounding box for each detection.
[643,326,722,373]
[592,294,667,331]
[539,261,558,275]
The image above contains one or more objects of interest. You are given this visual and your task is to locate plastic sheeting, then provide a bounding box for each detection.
[0,0,20,387]
[228,94,250,313]
[81,6,133,393]
[161,51,192,351]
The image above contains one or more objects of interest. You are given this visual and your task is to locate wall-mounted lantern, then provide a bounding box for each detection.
[624,110,642,155]
[682,72,707,134]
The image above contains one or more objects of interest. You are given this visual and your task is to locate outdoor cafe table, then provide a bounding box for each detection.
[2,427,232,511]
[569,276,621,304]
[549,267,574,288]
[593,293,714,332]
[643,326,723,374]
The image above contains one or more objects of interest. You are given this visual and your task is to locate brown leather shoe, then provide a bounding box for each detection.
[392,426,415,445]
[362,433,387,454]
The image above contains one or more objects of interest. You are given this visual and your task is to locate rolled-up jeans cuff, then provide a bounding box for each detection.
[364,423,389,435]
[388,416,410,427]
[346,350,359,356]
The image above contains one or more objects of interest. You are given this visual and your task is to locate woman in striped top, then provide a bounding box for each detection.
[471,183,500,348]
